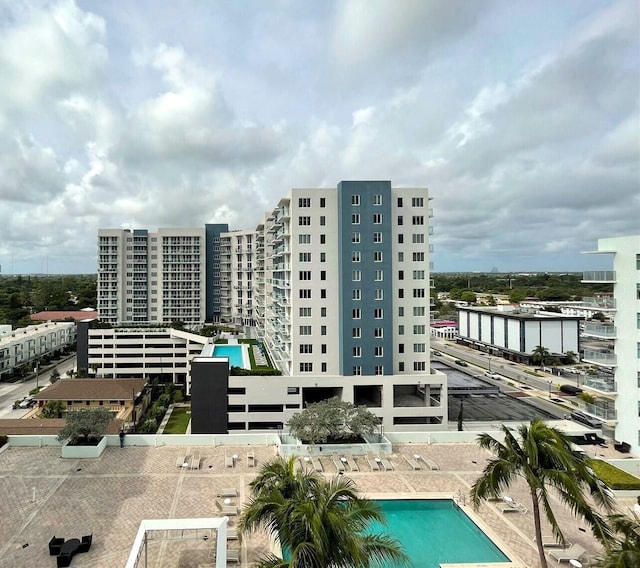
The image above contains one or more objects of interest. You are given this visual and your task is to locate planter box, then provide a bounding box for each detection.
[61,436,107,459]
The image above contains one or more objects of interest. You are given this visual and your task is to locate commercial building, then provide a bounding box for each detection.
[0,322,76,379]
[92,181,445,433]
[583,235,640,452]
[456,305,580,363]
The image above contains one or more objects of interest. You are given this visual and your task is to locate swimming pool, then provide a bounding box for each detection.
[370,499,510,567]
[212,344,246,368]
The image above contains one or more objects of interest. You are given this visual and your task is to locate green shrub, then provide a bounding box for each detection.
[578,392,596,404]
[589,459,640,490]
[230,367,282,376]
[157,393,171,408]
[172,390,184,403]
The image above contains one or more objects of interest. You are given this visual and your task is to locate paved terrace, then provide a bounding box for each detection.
[0,443,635,568]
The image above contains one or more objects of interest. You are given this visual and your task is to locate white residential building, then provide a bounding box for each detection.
[220,230,256,327]
[583,235,640,452]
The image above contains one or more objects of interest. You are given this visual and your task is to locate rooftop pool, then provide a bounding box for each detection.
[212,344,248,369]
[370,499,510,567]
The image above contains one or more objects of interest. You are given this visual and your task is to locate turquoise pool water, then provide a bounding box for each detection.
[370,499,509,567]
[212,345,245,368]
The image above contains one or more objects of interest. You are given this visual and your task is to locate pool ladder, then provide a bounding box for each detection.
[454,489,467,506]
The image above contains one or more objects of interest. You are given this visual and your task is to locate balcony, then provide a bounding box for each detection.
[582,271,616,283]
[582,349,616,367]
[584,402,616,421]
[583,374,617,394]
[583,323,616,339]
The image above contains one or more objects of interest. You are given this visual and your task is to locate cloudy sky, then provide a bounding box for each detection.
[0,0,637,274]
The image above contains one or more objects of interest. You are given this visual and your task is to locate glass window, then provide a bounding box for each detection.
[298,197,311,207]
[374,251,383,262]
[352,232,361,243]
[352,270,361,281]
[374,365,384,375]
[352,251,361,262]
[374,270,383,281]
[352,195,360,206]
[353,328,361,338]
[352,213,360,225]
[299,216,311,226]
[299,234,311,244]
[373,213,382,224]
[353,346,361,357]
[374,289,383,300]
[373,194,383,206]
[353,365,361,376]
[353,289,361,300]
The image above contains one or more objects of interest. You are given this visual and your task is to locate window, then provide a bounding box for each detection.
[352,308,361,319]
[352,232,361,243]
[374,270,383,281]
[288,387,300,395]
[352,214,360,225]
[300,344,313,353]
[299,271,311,280]
[321,325,327,335]
[374,289,383,300]
[412,197,424,207]
[637,254,640,269]
[320,270,326,280]
[399,362,405,371]
[414,361,426,371]
[320,197,326,207]
[299,307,312,317]
[374,365,384,375]
[398,252,404,262]
[321,344,327,354]
[413,343,426,352]
[320,234,326,244]
[374,194,383,205]
[637,312,640,329]
[413,270,425,279]
[352,194,360,206]
[320,216,326,226]
[353,366,361,376]
[352,289,361,300]
[321,289,326,299]
[299,252,312,262]
[399,270,404,280]
[375,346,383,357]
[300,362,313,372]
[373,213,382,224]
[397,197,403,207]
[374,327,383,338]
[320,252,326,262]
[413,325,426,334]
[299,326,312,335]
[321,362,327,372]
[412,234,425,244]
[412,216,424,225]
[353,346,361,357]
[352,251,361,262]
[321,307,327,317]
[398,216,403,225]
[398,289,404,298]
[352,270,362,281]
[374,251,383,262]
[398,234,404,244]
[413,288,425,298]
[298,197,311,207]
[399,343,404,353]
[398,307,404,316]
[300,289,311,299]
[353,328,361,338]
[413,306,426,316]
[299,216,311,226]
[413,252,425,261]
[373,232,382,243]
[374,308,383,319]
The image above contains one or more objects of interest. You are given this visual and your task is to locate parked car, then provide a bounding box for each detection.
[18,397,34,409]
[570,411,603,429]
[560,384,583,396]
[454,359,468,367]
[484,371,499,379]
[432,351,442,356]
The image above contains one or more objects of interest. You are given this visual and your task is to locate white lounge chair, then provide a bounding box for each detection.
[226,547,241,563]
[345,453,359,472]
[218,488,238,498]
[404,455,421,470]
[548,544,586,563]
[380,452,394,471]
[424,458,439,471]
[190,451,200,470]
[226,528,238,541]
[539,535,572,548]
[311,456,323,472]
[366,452,381,471]
[247,451,256,468]
[332,453,346,472]
[215,499,238,516]
[496,496,527,514]
[225,454,234,468]
[176,454,187,468]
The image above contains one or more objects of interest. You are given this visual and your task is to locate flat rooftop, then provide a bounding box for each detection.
[0,441,629,567]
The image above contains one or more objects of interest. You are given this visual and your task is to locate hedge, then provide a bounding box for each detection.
[589,459,640,490]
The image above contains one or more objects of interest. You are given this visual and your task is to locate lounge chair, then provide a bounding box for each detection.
[311,456,323,472]
[57,554,72,568]
[247,451,256,467]
[227,548,241,563]
[190,451,200,470]
[332,453,346,472]
[49,536,64,556]
[548,544,586,562]
[218,488,238,498]
[496,496,527,514]
[176,455,187,468]
[424,458,439,471]
[366,452,380,471]
[345,453,359,472]
[227,528,238,541]
[380,452,394,471]
[215,499,238,516]
[77,533,92,553]
[404,455,421,470]
[225,454,234,468]
[539,535,572,548]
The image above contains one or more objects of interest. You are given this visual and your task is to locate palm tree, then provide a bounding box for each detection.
[470,420,614,568]
[532,345,551,368]
[240,456,409,568]
[594,513,640,568]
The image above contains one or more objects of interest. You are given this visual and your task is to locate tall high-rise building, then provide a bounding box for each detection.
[220,229,256,327]
[583,235,640,453]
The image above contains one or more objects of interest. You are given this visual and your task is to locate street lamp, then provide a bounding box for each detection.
[548,380,552,399]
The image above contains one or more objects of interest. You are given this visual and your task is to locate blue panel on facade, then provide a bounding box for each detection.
[337,181,393,376]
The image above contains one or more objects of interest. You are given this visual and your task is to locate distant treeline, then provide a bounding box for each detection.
[0,275,96,328]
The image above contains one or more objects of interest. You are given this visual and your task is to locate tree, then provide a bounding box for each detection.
[594,513,640,568]
[57,408,112,445]
[50,368,60,384]
[592,312,607,322]
[460,290,476,304]
[470,421,614,568]
[532,345,551,367]
[41,400,65,418]
[240,456,409,568]
[457,402,464,432]
[287,397,380,444]
[564,351,577,364]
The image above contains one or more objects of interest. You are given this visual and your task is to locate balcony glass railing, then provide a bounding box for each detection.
[582,271,616,282]
[585,403,616,421]
[582,349,616,366]
[583,323,616,338]
[583,375,617,394]
[582,297,615,310]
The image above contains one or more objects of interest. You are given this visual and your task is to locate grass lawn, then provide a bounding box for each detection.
[163,406,191,434]
[590,459,640,490]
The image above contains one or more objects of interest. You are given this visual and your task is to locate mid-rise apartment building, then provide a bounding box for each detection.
[220,230,256,327]
[583,235,640,452]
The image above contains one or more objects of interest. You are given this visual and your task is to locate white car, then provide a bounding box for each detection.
[484,371,499,379]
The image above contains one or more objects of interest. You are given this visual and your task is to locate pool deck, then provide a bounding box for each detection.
[0,442,633,567]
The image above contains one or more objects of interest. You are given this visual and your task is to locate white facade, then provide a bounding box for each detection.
[220,230,256,327]
[0,322,76,378]
[98,228,206,326]
[583,235,640,452]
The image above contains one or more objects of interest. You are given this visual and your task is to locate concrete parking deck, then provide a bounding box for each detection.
[0,443,634,567]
